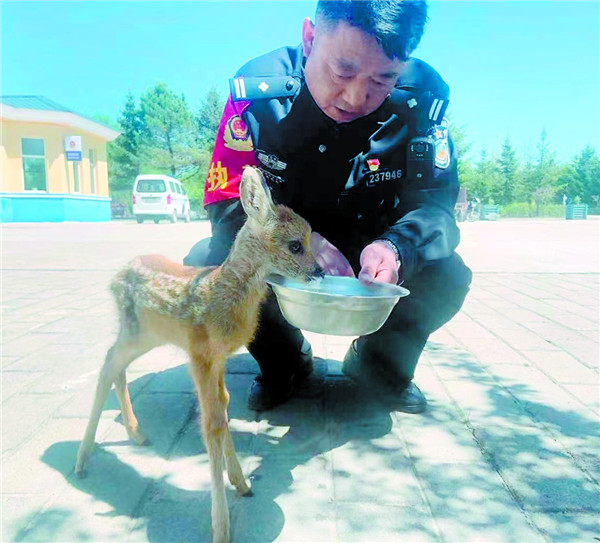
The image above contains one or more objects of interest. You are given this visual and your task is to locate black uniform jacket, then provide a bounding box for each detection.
[204,44,460,281]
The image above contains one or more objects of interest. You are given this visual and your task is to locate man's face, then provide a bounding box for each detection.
[302,18,403,123]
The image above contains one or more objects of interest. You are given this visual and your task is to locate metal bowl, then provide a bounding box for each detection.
[266,274,410,336]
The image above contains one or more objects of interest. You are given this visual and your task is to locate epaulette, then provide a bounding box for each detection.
[229,76,301,102]
[388,57,451,135]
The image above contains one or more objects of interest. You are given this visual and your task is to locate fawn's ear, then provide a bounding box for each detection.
[240,167,276,221]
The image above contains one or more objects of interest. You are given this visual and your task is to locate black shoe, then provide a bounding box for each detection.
[342,340,427,414]
[247,340,313,411]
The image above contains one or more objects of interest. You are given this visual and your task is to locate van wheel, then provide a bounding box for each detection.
[184,209,191,223]
[137,217,144,224]
[170,210,177,223]
[154,218,160,224]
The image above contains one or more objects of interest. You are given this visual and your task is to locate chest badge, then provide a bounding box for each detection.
[223,115,253,152]
[257,150,287,171]
[367,158,380,172]
[428,117,451,169]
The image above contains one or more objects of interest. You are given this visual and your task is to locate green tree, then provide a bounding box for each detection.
[108,93,143,192]
[569,146,600,205]
[535,129,559,191]
[464,149,502,203]
[497,137,519,204]
[197,88,225,147]
[185,88,226,210]
[516,129,562,207]
[139,82,199,177]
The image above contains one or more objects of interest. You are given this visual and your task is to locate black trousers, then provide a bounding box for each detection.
[184,236,472,386]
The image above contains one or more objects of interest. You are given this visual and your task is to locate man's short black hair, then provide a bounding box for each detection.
[315,0,428,60]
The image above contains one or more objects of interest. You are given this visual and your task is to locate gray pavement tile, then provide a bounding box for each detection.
[254,399,330,458]
[1,335,50,359]
[0,355,23,369]
[231,454,335,543]
[392,375,483,463]
[453,337,533,366]
[1,494,50,543]
[531,511,600,542]
[6,341,102,372]
[226,351,260,374]
[496,328,565,351]
[330,438,425,508]
[20,443,152,543]
[125,484,212,543]
[55,371,157,418]
[562,384,600,415]
[1,370,45,402]
[335,502,438,543]
[1,322,45,341]
[544,337,599,367]
[579,328,600,342]
[113,391,197,457]
[1,393,73,458]
[17,491,138,543]
[413,460,547,543]
[124,344,188,373]
[472,421,600,512]
[226,372,259,422]
[443,317,497,340]
[520,349,599,384]
[547,311,598,331]
[166,374,256,457]
[521,319,597,340]
[1,417,94,494]
[142,365,195,394]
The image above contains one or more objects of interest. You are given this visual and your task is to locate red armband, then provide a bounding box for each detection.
[203,96,258,206]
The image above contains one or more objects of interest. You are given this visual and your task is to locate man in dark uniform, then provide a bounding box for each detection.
[185,0,472,413]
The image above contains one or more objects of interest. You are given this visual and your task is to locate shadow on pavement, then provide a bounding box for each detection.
[24,347,600,542]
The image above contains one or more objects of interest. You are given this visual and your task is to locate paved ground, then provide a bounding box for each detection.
[1,217,599,543]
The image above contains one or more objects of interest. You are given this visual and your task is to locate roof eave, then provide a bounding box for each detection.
[0,104,121,141]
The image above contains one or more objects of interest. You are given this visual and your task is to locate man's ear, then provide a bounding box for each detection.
[301,17,316,57]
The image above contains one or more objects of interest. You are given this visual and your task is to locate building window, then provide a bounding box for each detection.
[89,149,97,194]
[21,138,47,191]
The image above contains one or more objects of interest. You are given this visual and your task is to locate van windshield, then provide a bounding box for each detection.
[137,179,166,193]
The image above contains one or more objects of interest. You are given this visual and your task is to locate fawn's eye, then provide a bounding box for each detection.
[288,239,304,254]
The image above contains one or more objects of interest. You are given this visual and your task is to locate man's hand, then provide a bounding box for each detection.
[358,241,400,285]
[309,232,355,277]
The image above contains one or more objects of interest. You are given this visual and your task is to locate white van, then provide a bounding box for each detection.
[132,174,191,223]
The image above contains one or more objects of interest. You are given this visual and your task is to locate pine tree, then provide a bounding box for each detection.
[108,93,143,192]
[139,82,198,177]
[497,137,519,204]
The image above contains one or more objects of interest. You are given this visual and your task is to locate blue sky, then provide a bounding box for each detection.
[2,1,599,163]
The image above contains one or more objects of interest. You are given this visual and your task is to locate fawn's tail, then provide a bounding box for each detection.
[110,268,140,335]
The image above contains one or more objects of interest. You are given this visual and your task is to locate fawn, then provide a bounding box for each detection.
[75,167,323,543]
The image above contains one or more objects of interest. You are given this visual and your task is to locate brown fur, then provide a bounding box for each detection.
[75,168,323,543]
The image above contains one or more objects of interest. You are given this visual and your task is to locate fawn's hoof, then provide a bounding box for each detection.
[74,466,87,479]
[242,488,254,498]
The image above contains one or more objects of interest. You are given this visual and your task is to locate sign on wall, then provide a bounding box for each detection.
[64,136,82,161]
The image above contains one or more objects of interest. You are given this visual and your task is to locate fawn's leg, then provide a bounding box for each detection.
[190,355,235,543]
[114,369,148,445]
[219,380,252,496]
[75,333,153,477]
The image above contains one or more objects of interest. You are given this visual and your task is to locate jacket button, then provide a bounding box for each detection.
[318,144,327,153]
[286,80,294,91]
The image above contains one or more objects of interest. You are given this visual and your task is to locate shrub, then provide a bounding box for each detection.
[500,202,565,218]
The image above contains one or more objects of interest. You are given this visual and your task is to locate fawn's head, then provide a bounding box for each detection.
[240,167,324,282]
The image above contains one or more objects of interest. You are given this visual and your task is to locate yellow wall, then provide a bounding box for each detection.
[1,120,110,197]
